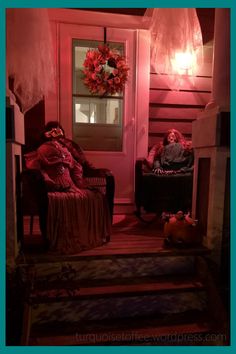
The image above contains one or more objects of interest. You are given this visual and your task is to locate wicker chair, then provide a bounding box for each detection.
[135,158,193,221]
[22,167,115,239]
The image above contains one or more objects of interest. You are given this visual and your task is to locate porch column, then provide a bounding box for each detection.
[6,92,25,266]
[211,8,230,111]
[191,9,230,266]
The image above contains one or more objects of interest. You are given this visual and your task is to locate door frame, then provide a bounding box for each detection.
[46,9,150,205]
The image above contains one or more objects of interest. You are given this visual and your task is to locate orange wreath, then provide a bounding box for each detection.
[83,45,129,96]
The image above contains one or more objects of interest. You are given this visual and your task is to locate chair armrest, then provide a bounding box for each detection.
[104,173,115,220]
[135,158,145,173]
[84,168,115,220]
[21,169,48,237]
[135,158,146,182]
[135,159,146,214]
[21,169,48,199]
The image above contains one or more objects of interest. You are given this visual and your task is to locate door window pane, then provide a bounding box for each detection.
[73,97,122,125]
[72,39,124,151]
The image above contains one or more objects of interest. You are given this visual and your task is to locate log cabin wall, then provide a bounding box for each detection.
[148,9,215,148]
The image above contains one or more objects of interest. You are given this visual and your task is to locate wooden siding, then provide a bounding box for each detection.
[149,90,211,106]
[150,75,212,92]
[148,59,213,147]
[149,107,203,120]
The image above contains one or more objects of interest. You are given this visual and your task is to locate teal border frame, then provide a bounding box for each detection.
[1,1,234,353]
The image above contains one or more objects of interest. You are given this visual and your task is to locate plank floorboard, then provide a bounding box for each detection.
[22,215,208,259]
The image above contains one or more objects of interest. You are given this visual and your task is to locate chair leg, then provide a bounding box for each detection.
[134,208,159,224]
[29,215,34,236]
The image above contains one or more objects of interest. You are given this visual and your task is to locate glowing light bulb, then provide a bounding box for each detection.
[174,52,194,71]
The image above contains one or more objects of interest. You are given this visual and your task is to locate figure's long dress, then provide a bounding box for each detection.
[37,141,111,254]
[47,189,111,254]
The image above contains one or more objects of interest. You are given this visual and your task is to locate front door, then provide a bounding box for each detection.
[59,23,136,204]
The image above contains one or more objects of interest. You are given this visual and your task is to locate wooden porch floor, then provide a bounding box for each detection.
[21,214,209,262]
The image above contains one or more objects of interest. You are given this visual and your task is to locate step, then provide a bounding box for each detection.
[30,276,205,302]
[28,311,213,346]
[19,244,210,263]
[28,291,207,328]
[29,322,212,346]
[18,254,200,284]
